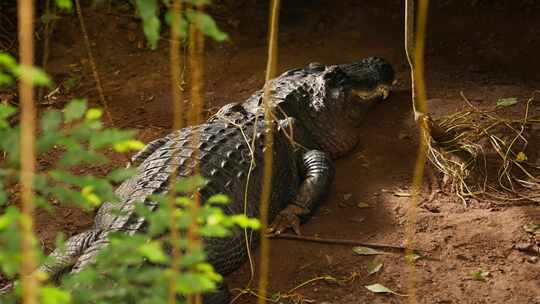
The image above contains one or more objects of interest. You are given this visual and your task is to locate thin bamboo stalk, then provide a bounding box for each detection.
[168,1,183,303]
[405,1,430,304]
[18,0,38,303]
[187,5,205,304]
[257,0,281,303]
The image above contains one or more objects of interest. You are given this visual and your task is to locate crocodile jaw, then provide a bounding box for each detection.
[351,84,391,102]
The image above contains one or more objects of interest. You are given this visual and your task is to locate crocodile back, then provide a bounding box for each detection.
[73,115,299,274]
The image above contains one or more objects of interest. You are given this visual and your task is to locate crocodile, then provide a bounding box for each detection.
[36,56,395,303]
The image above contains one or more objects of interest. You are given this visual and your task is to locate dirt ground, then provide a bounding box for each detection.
[8,0,540,303]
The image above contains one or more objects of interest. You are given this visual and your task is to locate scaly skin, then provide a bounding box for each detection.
[33,57,395,303]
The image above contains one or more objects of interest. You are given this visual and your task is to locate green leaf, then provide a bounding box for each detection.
[175,176,207,193]
[0,127,21,164]
[229,214,260,229]
[0,53,17,70]
[0,104,16,117]
[136,0,157,21]
[352,246,386,256]
[49,170,78,184]
[365,283,405,296]
[367,260,383,275]
[0,104,16,129]
[178,248,207,268]
[41,110,62,132]
[470,270,490,282]
[17,65,52,86]
[175,272,216,294]
[175,209,193,229]
[37,131,63,153]
[54,0,73,10]
[33,195,52,210]
[143,207,170,236]
[113,139,145,152]
[199,225,230,238]
[206,194,229,205]
[206,212,224,226]
[496,97,519,107]
[82,186,102,207]
[107,168,137,182]
[194,262,222,282]
[48,186,78,205]
[0,207,22,277]
[176,196,192,207]
[186,10,228,42]
[136,0,161,49]
[139,241,168,264]
[0,73,14,86]
[0,53,17,86]
[0,186,6,206]
[90,129,137,150]
[59,149,107,167]
[40,286,71,304]
[164,11,188,38]
[142,17,161,49]
[64,99,87,122]
[85,108,103,121]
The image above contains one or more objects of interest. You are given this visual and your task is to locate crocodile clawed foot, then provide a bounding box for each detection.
[267,205,303,235]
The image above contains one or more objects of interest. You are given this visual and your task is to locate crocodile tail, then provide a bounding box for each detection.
[70,231,112,273]
[39,229,103,281]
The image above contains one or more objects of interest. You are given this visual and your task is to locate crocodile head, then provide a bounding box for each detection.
[286,56,395,158]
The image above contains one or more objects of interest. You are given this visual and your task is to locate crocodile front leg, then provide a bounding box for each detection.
[268,149,334,235]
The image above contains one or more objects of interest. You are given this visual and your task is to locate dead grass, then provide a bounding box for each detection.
[425,90,540,205]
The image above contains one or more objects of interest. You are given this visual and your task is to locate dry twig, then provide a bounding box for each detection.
[74,0,113,124]
[269,233,421,253]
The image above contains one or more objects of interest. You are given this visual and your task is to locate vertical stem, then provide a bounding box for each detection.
[18,0,38,303]
[405,1,430,304]
[257,0,280,303]
[75,0,114,126]
[168,1,183,303]
[37,0,52,104]
[187,5,205,304]
[405,0,426,122]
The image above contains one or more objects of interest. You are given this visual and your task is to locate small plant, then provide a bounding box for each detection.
[0,86,259,303]
[1,0,241,301]
[134,0,229,49]
[0,95,144,302]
